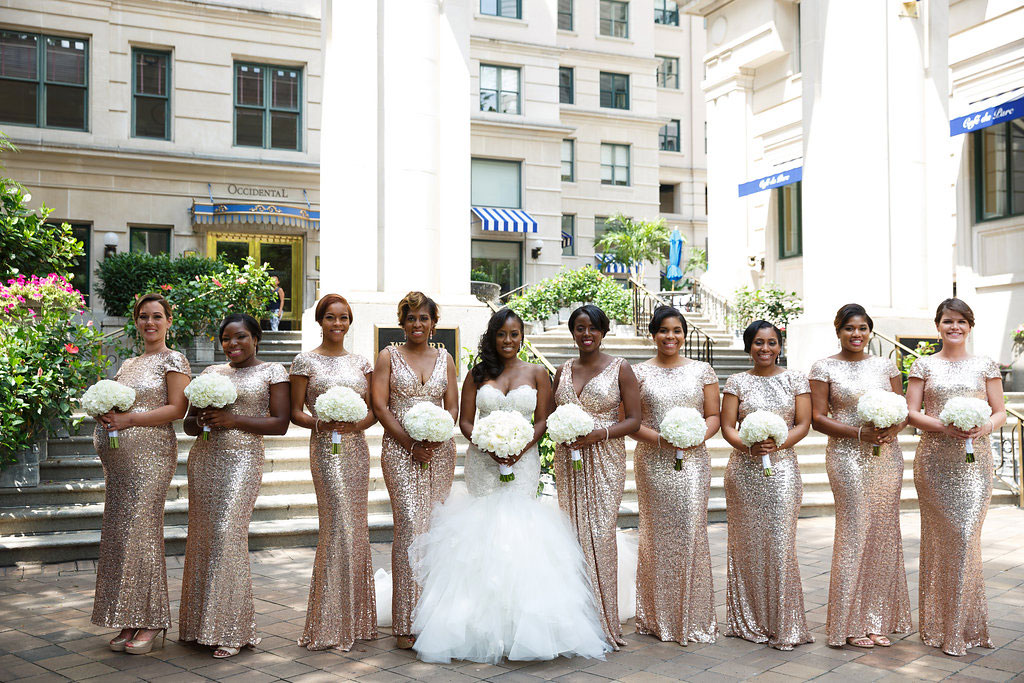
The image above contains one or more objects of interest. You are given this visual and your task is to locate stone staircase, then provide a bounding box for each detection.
[191,329,302,376]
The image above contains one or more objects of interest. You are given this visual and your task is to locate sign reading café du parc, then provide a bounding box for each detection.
[374,326,460,370]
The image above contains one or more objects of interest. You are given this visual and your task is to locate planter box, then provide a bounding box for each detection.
[0,439,45,488]
[186,337,216,364]
[470,281,501,304]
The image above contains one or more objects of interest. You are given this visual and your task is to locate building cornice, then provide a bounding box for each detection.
[470,35,566,58]
[559,107,669,127]
[470,117,576,137]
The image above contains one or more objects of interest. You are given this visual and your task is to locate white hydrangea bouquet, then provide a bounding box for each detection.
[471,410,533,483]
[184,373,238,440]
[404,402,455,470]
[315,386,368,454]
[547,404,595,471]
[939,396,992,463]
[738,410,789,477]
[659,407,707,471]
[856,390,908,455]
[80,380,136,449]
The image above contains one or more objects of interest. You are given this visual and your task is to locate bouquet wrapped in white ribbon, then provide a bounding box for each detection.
[404,402,455,470]
[856,390,908,455]
[315,385,368,454]
[471,410,533,482]
[184,373,238,440]
[659,406,707,471]
[939,396,992,463]
[738,410,789,477]
[547,404,595,471]
[80,380,136,449]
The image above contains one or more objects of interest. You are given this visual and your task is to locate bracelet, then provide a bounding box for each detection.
[604,427,610,441]
[857,426,863,442]
[315,418,320,434]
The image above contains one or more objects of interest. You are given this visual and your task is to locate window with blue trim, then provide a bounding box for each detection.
[974,120,1024,221]
[132,49,170,139]
[234,62,302,150]
[600,72,629,110]
[481,0,520,19]
[0,31,88,130]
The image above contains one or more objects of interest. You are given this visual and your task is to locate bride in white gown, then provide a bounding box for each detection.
[408,308,612,664]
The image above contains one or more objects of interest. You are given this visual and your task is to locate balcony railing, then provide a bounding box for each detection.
[629,276,714,365]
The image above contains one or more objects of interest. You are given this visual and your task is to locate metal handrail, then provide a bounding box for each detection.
[628,276,714,365]
[690,278,738,336]
[872,329,1023,507]
[483,300,557,376]
[498,283,530,302]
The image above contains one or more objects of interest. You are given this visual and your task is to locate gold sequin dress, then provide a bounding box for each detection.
[554,357,628,647]
[380,348,456,637]
[722,370,813,650]
[91,349,191,630]
[178,362,289,648]
[291,352,378,651]
[633,360,718,645]
[808,357,911,646]
[909,355,999,656]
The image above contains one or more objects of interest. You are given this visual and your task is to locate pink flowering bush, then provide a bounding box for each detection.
[0,273,84,321]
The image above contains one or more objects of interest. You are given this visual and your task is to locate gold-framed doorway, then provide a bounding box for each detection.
[205,232,303,325]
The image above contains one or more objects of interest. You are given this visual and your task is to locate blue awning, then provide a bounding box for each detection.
[561,231,573,248]
[595,253,639,274]
[950,92,1024,136]
[471,207,538,233]
[738,166,802,197]
[191,202,320,230]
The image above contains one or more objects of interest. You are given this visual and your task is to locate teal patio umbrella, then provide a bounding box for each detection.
[665,228,684,282]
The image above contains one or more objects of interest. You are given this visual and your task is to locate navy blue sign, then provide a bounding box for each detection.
[950,95,1024,136]
[737,167,802,197]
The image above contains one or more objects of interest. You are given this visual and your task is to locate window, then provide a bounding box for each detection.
[0,31,88,130]
[480,64,520,115]
[974,120,1024,221]
[600,0,629,38]
[656,56,679,89]
[47,222,90,304]
[132,49,170,139]
[561,139,575,182]
[471,239,522,294]
[558,0,573,30]
[659,119,680,151]
[471,158,521,208]
[660,184,677,213]
[559,66,574,104]
[777,181,802,259]
[234,62,301,150]
[601,143,630,186]
[654,0,679,25]
[599,72,629,110]
[480,0,521,19]
[562,214,576,256]
[594,216,608,252]
[130,227,171,254]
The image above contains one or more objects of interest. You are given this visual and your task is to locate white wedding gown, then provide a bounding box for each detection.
[407,384,612,663]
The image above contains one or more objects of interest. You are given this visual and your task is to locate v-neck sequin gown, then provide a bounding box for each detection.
[91,349,191,630]
[553,357,628,647]
[178,362,289,649]
[633,360,718,645]
[909,355,999,656]
[380,347,456,637]
[808,356,911,646]
[290,351,378,651]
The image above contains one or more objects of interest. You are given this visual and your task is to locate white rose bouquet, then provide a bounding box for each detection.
[184,373,238,440]
[659,407,707,471]
[471,410,533,482]
[738,410,789,477]
[547,404,595,471]
[939,396,992,463]
[856,390,908,456]
[315,386,368,454]
[403,402,455,470]
[80,380,136,449]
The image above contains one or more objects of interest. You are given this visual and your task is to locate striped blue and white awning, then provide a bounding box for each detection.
[191,202,320,230]
[561,231,573,248]
[595,253,639,274]
[471,207,538,233]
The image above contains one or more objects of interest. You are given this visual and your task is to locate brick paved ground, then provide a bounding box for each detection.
[2,507,1023,682]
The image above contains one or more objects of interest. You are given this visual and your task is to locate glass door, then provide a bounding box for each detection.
[207,232,304,326]
[471,239,522,294]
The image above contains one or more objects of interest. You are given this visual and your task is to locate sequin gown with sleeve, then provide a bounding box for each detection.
[178,362,289,649]
[91,350,191,630]
[380,347,457,637]
[808,357,911,646]
[910,355,999,656]
[722,370,813,650]
[291,352,378,651]
[553,357,628,648]
[633,360,718,645]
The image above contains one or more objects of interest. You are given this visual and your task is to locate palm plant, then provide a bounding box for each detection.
[593,213,671,280]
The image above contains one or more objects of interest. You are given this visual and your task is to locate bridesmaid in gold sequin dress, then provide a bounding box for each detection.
[720,321,813,650]
[907,298,1006,657]
[809,304,911,649]
[552,305,641,648]
[631,306,720,646]
[290,294,378,651]
[371,292,458,650]
[179,314,290,658]
[92,294,190,654]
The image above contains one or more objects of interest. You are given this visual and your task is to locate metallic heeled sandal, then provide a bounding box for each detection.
[125,628,166,654]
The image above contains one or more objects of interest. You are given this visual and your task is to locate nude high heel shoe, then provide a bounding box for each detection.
[125,628,166,655]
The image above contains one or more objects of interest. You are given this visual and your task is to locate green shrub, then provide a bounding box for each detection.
[96,252,226,315]
[731,283,804,332]
[507,266,631,323]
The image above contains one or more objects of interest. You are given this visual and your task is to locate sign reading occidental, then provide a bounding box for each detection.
[737,166,803,198]
[950,95,1024,136]
[226,184,290,198]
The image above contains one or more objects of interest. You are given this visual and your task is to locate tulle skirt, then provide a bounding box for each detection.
[407,483,612,663]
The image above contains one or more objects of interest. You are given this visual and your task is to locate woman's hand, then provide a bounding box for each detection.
[102,411,134,431]
[567,428,606,451]
[488,448,525,467]
[857,425,889,446]
[199,408,238,430]
[749,438,777,457]
[320,420,359,435]
[942,424,974,440]
[410,442,433,464]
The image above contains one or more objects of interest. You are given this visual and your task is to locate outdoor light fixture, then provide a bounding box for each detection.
[530,238,543,259]
[900,1,920,18]
[103,232,119,258]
